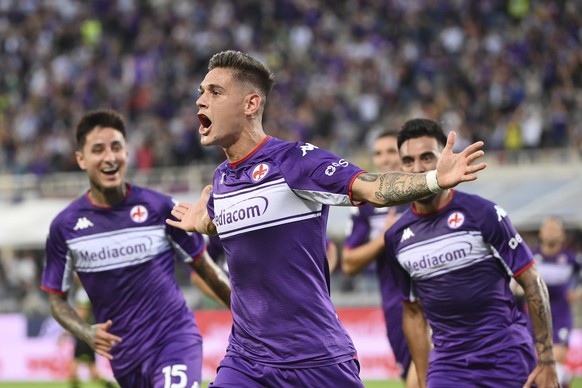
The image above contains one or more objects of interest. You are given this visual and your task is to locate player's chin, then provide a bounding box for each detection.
[200,134,219,147]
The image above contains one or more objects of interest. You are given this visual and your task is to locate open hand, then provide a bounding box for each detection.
[166,185,216,234]
[436,131,487,189]
[90,320,122,360]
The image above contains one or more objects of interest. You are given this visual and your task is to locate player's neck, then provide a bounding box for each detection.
[413,190,452,215]
[88,183,128,207]
[224,128,268,163]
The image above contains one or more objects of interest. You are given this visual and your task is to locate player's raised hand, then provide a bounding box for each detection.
[435,131,486,189]
[166,185,217,234]
[90,320,122,360]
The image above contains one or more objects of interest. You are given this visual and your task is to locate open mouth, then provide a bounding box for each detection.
[198,114,212,129]
[101,166,119,175]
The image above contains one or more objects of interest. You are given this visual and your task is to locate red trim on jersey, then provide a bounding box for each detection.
[513,260,535,278]
[40,285,66,296]
[348,171,366,206]
[190,244,208,264]
[85,183,132,208]
[229,136,271,168]
[411,189,456,216]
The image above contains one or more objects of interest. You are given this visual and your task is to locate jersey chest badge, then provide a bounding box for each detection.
[130,205,148,223]
[447,211,465,229]
[251,163,269,182]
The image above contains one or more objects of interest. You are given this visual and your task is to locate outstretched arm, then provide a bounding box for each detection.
[48,293,122,360]
[515,266,559,387]
[190,252,231,308]
[351,132,486,206]
[166,185,217,234]
[342,208,398,275]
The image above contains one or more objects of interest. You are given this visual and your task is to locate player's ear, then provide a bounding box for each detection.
[76,150,87,170]
[244,92,261,118]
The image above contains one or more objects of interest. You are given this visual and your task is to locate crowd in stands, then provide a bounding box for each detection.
[0,0,581,176]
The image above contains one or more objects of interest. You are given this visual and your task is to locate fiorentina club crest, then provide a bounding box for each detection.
[251,163,269,182]
[130,205,148,223]
[447,211,465,229]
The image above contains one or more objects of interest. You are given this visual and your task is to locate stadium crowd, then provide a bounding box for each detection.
[1,0,582,176]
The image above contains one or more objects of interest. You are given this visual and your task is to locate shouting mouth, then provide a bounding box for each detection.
[198,114,212,135]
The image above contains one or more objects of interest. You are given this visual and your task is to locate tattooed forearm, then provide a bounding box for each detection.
[192,256,231,308]
[48,293,93,344]
[357,172,432,206]
[519,271,555,364]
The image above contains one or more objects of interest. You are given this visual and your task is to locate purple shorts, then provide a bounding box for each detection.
[116,335,202,388]
[427,341,536,387]
[209,355,364,387]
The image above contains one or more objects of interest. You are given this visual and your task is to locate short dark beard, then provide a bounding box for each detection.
[416,193,437,205]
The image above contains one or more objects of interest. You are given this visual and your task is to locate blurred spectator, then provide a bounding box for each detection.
[0,0,581,176]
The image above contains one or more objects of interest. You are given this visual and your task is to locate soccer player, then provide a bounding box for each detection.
[166,50,486,387]
[342,130,418,388]
[41,109,231,388]
[383,118,558,387]
[533,216,582,387]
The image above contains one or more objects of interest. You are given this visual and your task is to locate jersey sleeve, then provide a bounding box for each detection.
[279,142,364,206]
[343,208,370,249]
[41,218,72,295]
[477,200,534,276]
[207,234,225,262]
[384,226,416,303]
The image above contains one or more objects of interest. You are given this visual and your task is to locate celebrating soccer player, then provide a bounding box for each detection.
[41,109,231,387]
[166,50,486,387]
[383,118,559,387]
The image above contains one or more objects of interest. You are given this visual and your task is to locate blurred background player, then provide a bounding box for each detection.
[342,130,418,388]
[384,118,558,387]
[532,216,582,388]
[41,109,231,388]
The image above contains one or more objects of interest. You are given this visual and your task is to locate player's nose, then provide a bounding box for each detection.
[196,94,207,109]
[412,160,425,173]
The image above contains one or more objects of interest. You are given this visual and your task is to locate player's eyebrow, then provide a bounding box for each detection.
[199,84,225,94]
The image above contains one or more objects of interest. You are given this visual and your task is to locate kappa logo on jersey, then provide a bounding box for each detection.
[447,212,465,229]
[130,205,148,223]
[401,227,415,242]
[220,172,226,184]
[73,217,94,230]
[251,163,269,182]
[300,143,318,156]
[495,205,508,222]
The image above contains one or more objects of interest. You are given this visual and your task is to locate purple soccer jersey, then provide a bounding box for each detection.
[208,136,363,368]
[532,247,581,345]
[344,204,412,377]
[384,190,536,383]
[41,185,205,379]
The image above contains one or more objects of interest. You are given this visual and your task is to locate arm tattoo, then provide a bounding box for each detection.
[521,275,554,363]
[357,172,431,205]
[48,293,93,345]
[192,257,231,308]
